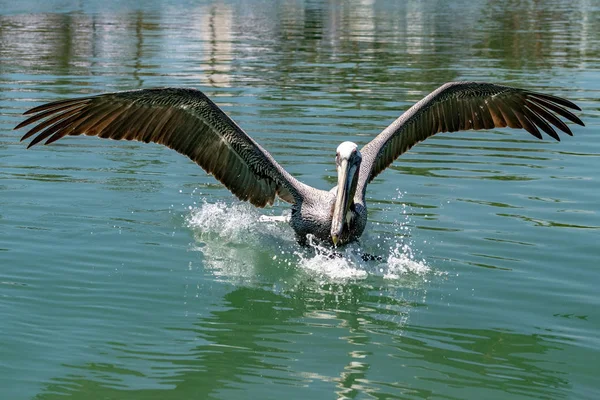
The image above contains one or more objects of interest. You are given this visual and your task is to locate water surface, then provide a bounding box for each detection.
[1,1,599,399]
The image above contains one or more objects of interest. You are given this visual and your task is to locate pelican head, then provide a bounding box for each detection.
[331,141,362,246]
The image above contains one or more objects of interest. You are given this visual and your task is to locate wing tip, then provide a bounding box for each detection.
[573,116,585,127]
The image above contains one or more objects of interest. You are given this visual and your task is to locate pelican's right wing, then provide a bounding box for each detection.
[359,81,585,186]
[15,88,309,207]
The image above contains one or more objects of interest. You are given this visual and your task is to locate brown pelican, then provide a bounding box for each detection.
[15,82,584,246]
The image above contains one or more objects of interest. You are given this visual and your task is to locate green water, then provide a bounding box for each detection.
[1,1,599,399]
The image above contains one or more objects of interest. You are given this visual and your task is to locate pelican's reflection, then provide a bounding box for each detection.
[35,280,568,399]
[34,281,415,398]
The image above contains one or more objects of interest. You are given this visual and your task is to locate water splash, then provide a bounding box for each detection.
[294,237,430,282]
[185,200,294,283]
[185,198,433,283]
[295,236,369,281]
[384,242,430,279]
[186,200,289,244]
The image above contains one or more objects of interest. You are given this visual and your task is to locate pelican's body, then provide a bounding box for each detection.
[289,190,367,245]
[15,82,584,246]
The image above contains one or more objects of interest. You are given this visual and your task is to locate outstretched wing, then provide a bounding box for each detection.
[359,81,585,187]
[15,88,309,207]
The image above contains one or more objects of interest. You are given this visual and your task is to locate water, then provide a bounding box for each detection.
[1,1,599,398]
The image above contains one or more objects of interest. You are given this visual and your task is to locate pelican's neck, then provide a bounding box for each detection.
[331,142,361,245]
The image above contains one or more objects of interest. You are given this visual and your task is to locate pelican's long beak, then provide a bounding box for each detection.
[331,158,354,246]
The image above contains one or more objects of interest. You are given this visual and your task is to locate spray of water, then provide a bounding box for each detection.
[185,194,433,283]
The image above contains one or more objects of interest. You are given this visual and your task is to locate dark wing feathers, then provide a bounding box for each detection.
[15,88,305,207]
[359,81,584,186]
[16,83,585,206]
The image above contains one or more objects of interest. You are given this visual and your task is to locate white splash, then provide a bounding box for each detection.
[384,242,430,279]
[185,200,294,283]
[186,201,255,241]
[185,199,434,284]
[186,200,290,245]
[295,236,369,281]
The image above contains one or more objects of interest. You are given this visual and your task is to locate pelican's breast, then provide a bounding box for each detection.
[290,190,335,244]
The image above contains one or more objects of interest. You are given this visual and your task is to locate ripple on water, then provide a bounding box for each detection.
[185,199,434,284]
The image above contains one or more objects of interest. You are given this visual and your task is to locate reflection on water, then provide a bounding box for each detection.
[395,325,571,399]
[33,284,573,399]
[1,0,598,86]
[1,0,599,399]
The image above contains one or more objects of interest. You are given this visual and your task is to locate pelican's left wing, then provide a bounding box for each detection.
[15,88,310,207]
[359,81,584,187]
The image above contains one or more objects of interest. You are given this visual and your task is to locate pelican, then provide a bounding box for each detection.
[15,82,584,246]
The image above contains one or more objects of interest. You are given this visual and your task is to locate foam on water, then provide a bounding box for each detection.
[185,198,433,283]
